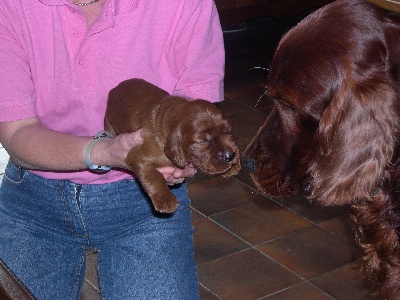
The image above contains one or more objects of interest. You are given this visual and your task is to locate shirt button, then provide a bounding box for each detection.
[74,31,80,38]
[78,58,84,65]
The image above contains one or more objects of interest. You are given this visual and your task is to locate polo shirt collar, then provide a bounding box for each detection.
[38,0,141,15]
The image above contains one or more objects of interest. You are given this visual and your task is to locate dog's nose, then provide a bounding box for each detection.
[242,156,256,172]
[221,151,235,162]
[302,177,313,195]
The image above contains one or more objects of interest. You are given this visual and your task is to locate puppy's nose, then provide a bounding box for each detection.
[221,151,235,162]
[242,156,256,172]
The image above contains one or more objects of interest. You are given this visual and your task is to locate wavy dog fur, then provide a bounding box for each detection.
[244,0,400,298]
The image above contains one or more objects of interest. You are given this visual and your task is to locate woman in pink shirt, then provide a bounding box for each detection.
[0,0,224,298]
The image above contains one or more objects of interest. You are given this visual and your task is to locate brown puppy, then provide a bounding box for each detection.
[243,0,400,299]
[105,78,240,213]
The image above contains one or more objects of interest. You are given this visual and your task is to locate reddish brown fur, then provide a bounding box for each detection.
[244,0,400,298]
[105,78,240,213]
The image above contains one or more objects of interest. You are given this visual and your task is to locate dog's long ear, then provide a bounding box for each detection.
[164,125,186,168]
[309,77,398,206]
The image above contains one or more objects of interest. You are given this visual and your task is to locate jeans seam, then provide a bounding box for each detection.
[96,250,106,300]
[61,183,87,239]
[72,247,86,300]
[74,185,89,244]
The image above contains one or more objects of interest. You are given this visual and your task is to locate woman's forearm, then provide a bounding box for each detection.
[0,117,143,171]
[0,117,195,184]
[0,119,93,170]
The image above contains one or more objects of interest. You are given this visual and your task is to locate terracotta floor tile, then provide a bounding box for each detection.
[228,109,269,141]
[80,281,100,300]
[197,249,301,300]
[188,176,262,216]
[264,282,332,300]
[81,251,100,300]
[187,170,218,184]
[318,214,356,246]
[84,252,99,290]
[310,260,376,299]
[276,196,351,223]
[193,217,250,265]
[257,226,357,279]
[211,199,311,245]
[234,167,259,190]
[199,285,221,300]
[190,207,206,223]
[225,81,270,108]
[217,97,249,117]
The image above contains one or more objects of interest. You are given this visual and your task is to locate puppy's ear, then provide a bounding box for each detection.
[309,78,398,205]
[165,125,186,168]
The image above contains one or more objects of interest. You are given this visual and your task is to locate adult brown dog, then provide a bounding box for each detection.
[243,0,400,299]
[105,78,240,213]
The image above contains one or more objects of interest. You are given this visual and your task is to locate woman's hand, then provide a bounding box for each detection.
[91,129,145,170]
[93,131,197,184]
[157,163,197,185]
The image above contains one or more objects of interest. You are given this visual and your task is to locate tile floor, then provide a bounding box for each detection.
[81,9,377,300]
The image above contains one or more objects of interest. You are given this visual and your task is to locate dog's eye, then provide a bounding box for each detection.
[275,99,295,111]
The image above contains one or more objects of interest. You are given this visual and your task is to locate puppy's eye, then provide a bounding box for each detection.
[195,133,212,144]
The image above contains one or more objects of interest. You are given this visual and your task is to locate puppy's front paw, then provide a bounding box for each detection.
[152,193,179,213]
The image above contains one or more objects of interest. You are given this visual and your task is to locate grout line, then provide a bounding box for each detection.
[192,204,308,283]
[190,181,359,299]
[198,282,223,299]
[83,277,100,293]
[256,281,335,300]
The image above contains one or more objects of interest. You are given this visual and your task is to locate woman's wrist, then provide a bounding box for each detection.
[88,129,145,172]
[84,131,113,172]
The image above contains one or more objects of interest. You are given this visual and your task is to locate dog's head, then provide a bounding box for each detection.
[165,99,241,177]
[244,0,400,205]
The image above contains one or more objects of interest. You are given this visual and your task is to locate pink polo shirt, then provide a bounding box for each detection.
[0,0,224,184]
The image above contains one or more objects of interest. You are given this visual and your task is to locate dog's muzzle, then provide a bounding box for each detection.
[242,156,256,172]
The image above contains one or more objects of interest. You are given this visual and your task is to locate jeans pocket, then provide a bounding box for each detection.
[3,161,28,185]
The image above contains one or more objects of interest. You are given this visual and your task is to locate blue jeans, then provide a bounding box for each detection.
[0,161,199,300]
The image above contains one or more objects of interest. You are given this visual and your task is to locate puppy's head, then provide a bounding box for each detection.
[165,100,241,176]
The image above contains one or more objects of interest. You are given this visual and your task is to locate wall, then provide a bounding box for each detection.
[214,0,333,30]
